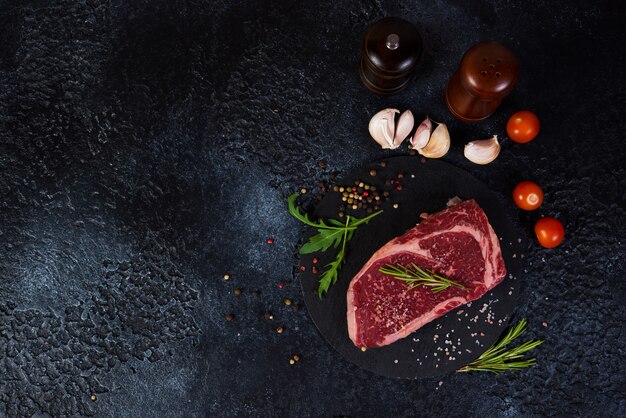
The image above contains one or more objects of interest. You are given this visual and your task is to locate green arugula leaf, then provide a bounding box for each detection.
[299,228,345,254]
[288,193,383,298]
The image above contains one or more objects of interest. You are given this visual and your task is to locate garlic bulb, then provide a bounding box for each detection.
[368,109,414,149]
[464,135,501,165]
[409,116,432,150]
[418,122,450,158]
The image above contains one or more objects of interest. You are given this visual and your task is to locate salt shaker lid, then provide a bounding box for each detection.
[458,41,519,100]
[362,17,422,75]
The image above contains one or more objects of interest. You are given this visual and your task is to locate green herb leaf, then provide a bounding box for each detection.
[288,193,382,298]
[299,228,345,254]
[457,319,543,373]
[379,262,465,293]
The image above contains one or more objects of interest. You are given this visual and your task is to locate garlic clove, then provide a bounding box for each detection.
[418,122,450,158]
[464,135,501,164]
[369,108,400,149]
[393,110,414,146]
[409,116,432,150]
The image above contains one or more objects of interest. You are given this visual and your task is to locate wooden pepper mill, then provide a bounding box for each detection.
[445,41,519,122]
[359,17,422,95]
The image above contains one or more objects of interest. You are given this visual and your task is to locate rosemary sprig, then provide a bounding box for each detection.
[379,262,465,293]
[457,319,543,373]
[288,193,382,299]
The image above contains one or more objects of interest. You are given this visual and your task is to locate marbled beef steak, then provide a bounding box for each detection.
[347,200,506,348]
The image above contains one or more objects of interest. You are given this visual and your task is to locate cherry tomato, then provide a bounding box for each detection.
[507,110,540,143]
[534,217,564,248]
[512,181,544,211]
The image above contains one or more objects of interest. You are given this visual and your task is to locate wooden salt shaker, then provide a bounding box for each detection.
[445,41,519,122]
[359,17,422,95]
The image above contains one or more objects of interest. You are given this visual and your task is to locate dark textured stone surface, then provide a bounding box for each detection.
[0,0,624,416]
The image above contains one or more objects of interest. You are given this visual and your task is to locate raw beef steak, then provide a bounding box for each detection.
[347,199,506,348]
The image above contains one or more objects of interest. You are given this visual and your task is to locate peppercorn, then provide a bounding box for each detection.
[396,184,403,191]
[293,354,300,361]
[397,173,404,179]
[250,290,259,297]
[300,188,307,194]
[233,288,242,296]
[276,326,284,334]
[90,394,97,402]
[284,298,292,306]
[369,169,377,176]
[339,187,345,192]
[379,161,386,167]
[289,359,295,365]
[393,203,399,209]
[223,274,230,281]
[312,266,318,273]
[264,311,274,320]
[225,313,234,321]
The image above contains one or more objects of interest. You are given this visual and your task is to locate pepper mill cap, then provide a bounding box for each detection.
[458,41,519,100]
[362,17,422,76]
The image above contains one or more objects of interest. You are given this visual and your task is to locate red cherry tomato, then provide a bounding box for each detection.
[534,217,564,248]
[512,181,544,211]
[507,110,540,143]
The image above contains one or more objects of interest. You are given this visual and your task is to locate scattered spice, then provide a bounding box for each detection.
[264,311,274,320]
[420,212,430,219]
[299,265,306,271]
[223,274,230,281]
[369,169,377,176]
[312,266,318,274]
[250,290,259,297]
[397,172,405,179]
[312,257,318,264]
[300,187,307,194]
[233,288,242,296]
[293,354,300,361]
[361,347,367,352]
[278,282,284,289]
[90,394,97,402]
[289,359,295,365]
[396,184,403,191]
[276,326,284,334]
[542,322,549,328]
[266,238,274,244]
[393,203,399,209]
[284,298,292,306]
[225,313,234,321]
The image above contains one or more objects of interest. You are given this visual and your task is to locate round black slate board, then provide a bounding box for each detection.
[298,156,524,378]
